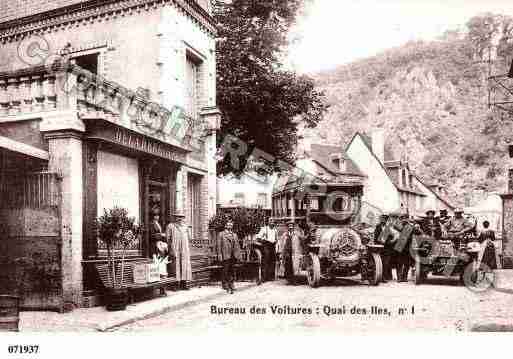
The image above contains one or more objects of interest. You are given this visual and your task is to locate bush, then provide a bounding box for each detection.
[209,208,267,239]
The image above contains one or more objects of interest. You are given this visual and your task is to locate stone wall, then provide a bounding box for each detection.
[0,208,63,310]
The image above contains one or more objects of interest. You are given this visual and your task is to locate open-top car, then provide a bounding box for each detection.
[412,232,485,287]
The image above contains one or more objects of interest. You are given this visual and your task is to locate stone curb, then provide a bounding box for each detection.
[96,282,259,332]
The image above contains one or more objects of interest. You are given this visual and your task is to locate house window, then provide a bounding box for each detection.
[187,174,202,242]
[185,54,202,120]
[73,52,100,75]
[234,192,245,206]
[257,193,268,208]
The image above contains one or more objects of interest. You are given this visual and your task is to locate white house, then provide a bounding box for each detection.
[217,172,276,210]
[344,130,455,217]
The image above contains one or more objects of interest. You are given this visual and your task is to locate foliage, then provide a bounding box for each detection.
[213,0,328,176]
[95,207,141,288]
[306,13,513,203]
[209,207,267,239]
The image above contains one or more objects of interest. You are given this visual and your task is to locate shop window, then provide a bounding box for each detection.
[188,174,202,244]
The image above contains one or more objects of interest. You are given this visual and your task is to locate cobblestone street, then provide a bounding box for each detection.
[114,272,513,333]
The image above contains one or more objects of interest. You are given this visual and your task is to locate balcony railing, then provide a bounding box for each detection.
[0,60,209,152]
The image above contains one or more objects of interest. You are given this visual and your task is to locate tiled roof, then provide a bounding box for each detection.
[309,143,365,177]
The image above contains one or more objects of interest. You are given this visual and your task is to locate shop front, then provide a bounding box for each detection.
[81,119,192,295]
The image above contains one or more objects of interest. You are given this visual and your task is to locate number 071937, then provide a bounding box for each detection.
[7,345,39,354]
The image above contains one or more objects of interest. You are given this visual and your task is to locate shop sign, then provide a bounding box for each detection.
[133,263,160,284]
[87,121,188,164]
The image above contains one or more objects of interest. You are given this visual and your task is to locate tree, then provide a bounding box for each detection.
[213,0,328,176]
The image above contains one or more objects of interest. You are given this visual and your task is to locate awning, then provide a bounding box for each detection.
[0,135,49,160]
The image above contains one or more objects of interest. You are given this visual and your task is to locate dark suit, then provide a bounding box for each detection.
[217,230,242,291]
[149,220,165,255]
[395,222,416,282]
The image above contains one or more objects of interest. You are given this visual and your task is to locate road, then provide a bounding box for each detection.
[114,274,513,333]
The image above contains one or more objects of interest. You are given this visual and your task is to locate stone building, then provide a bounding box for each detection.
[0,0,219,310]
[344,130,455,218]
[297,130,455,226]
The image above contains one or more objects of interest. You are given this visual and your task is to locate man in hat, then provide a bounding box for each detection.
[374,214,389,244]
[446,208,474,239]
[281,221,304,284]
[165,213,192,290]
[256,218,279,282]
[217,219,242,293]
[420,210,441,239]
[377,212,402,282]
[437,209,451,238]
[395,213,416,282]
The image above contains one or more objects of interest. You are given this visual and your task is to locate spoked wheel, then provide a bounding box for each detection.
[250,248,263,285]
[367,252,383,286]
[306,253,321,288]
[462,262,495,292]
[414,257,423,285]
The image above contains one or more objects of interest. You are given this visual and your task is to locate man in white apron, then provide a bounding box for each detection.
[166,213,193,290]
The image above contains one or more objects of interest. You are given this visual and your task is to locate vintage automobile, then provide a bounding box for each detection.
[272,173,383,288]
[412,232,485,287]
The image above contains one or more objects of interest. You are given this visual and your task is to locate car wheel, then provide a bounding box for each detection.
[306,253,321,288]
[368,252,383,286]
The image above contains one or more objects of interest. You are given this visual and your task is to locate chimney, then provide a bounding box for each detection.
[371,129,385,164]
[298,137,312,158]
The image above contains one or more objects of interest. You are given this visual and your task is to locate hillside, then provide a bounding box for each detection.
[304,33,513,206]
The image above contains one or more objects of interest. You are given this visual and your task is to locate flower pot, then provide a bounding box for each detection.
[105,288,128,311]
[0,295,20,332]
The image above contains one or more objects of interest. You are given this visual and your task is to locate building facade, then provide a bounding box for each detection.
[0,0,219,309]
[217,172,275,211]
[344,131,455,218]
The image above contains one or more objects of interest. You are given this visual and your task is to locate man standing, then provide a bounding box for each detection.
[438,209,451,238]
[395,213,416,282]
[374,214,388,244]
[378,212,401,282]
[256,219,278,282]
[165,213,193,290]
[217,220,242,293]
[149,213,165,256]
[282,221,304,284]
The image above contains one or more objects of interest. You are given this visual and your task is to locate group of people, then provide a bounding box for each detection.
[215,218,305,293]
[149,212,193,290]
[374,207,498,282]
[147,207,499,294]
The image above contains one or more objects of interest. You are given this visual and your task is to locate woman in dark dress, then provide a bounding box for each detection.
[477,220,497,270]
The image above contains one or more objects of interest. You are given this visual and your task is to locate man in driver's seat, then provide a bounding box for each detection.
[445,208,473,245]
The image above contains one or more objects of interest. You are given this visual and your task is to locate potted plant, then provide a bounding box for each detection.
[96,207,140,311]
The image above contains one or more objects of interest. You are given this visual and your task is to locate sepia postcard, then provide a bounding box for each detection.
[0,1,513,355]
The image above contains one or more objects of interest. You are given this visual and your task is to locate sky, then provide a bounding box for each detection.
[289,0,513,74]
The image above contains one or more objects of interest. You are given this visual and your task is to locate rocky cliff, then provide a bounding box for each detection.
[305,35,513,205]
